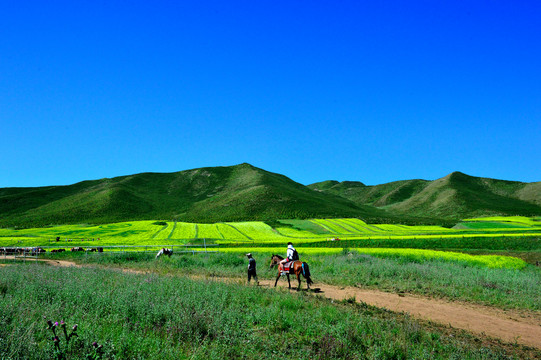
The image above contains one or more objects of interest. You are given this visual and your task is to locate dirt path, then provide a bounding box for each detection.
[266,280,541,349]
[4,258,541,349]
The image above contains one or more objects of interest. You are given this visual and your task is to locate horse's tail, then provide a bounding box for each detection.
[302,262,313,285]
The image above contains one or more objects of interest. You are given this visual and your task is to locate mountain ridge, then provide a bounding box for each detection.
[2,164,540,227]
[0,163,393,227]
[309,171,541,219]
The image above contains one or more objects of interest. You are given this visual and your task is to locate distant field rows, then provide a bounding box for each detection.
[1,217,540,248]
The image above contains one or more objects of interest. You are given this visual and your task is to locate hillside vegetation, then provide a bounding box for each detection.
[310,171,541,220]
[2,164,540,227]
[0,164,391,227]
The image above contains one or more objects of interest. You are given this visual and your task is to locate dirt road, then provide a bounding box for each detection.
[267,279,541,349]
[4,258,541,349]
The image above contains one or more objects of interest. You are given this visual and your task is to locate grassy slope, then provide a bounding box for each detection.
[0,164,392,227]
[3,166,540,227]
[390,172,541,219]
[310,179,428,207]
[311,172,541,220]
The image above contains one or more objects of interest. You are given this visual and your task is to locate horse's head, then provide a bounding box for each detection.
[269,254,283,269]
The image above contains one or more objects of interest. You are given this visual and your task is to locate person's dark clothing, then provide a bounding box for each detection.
[248,257,256,271]
[247,257,257,283]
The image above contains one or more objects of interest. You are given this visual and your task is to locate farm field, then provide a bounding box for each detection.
[1,216,541,248]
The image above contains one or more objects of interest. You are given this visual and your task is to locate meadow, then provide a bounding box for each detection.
[1,262,538,359]
[2,216,541,358]
[59,250,537,312]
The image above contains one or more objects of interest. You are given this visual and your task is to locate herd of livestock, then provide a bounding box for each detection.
[1,247,104,255]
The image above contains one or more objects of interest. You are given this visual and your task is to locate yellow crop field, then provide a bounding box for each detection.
[168,222,197,240]
[1,216,540,249]
[217,247,527,269]
[196,223,224,239]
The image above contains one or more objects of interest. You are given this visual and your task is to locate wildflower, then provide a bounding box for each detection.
[54,321,59,327]
[53,336,60,350]
[72,324,78,331]
[60,320,66,328]
[92,342,98,348]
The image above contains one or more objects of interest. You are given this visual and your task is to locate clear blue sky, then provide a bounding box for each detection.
[1,1,540,187]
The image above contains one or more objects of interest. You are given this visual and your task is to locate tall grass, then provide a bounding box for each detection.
[0,264,531,359]
[67,251,541,311]
[217,247,527,269]
[308,252,541,310]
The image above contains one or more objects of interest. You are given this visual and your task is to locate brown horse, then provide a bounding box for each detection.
[270,255,313,290]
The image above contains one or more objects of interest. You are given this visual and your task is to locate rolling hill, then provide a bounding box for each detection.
[0,163,391,227]
[2,165,540,227]
[309,171,541,219]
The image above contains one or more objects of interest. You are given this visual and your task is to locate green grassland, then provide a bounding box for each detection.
[3,263,536,359]
[218,247,527,269]
[3,217,541,358]
[26,249,541,311]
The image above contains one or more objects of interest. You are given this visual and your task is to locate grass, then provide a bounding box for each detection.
[30,251,540,312]
[218,247,528,269]
[1,263,537,359]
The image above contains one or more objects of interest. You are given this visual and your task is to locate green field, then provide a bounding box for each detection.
[2,216,541,358]
[2,216,540,267]
[4,263,537,359]
[1,217,540,248]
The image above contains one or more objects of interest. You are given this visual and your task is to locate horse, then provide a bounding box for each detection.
[269,254,313,290]
[156,248,173,259]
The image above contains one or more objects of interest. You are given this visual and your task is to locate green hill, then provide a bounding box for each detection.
[0,163,391,227]
[310,179,429,207]
[310,172,541,220]
[3,165,539,227]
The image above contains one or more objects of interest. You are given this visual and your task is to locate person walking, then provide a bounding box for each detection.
[246,253,258,285]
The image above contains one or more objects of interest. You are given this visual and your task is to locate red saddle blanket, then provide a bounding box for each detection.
[282,261,294,272]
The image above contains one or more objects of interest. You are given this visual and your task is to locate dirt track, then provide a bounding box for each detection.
[4,258,541,349]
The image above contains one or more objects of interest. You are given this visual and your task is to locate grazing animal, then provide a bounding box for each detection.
[156,248,173,259]
[0,247,15,255]
[71,247,84,252]
[31,247,46,255]
[270,254,313,290]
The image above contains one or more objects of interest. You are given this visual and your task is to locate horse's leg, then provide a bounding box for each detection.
[286,273,291,289]
[297,272,302,291]
[274,273,281,287]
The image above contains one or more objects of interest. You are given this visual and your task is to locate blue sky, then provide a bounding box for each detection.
[1,1,540,187]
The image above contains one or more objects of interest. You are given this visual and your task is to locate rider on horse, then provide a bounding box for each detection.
[280,242,298,267]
